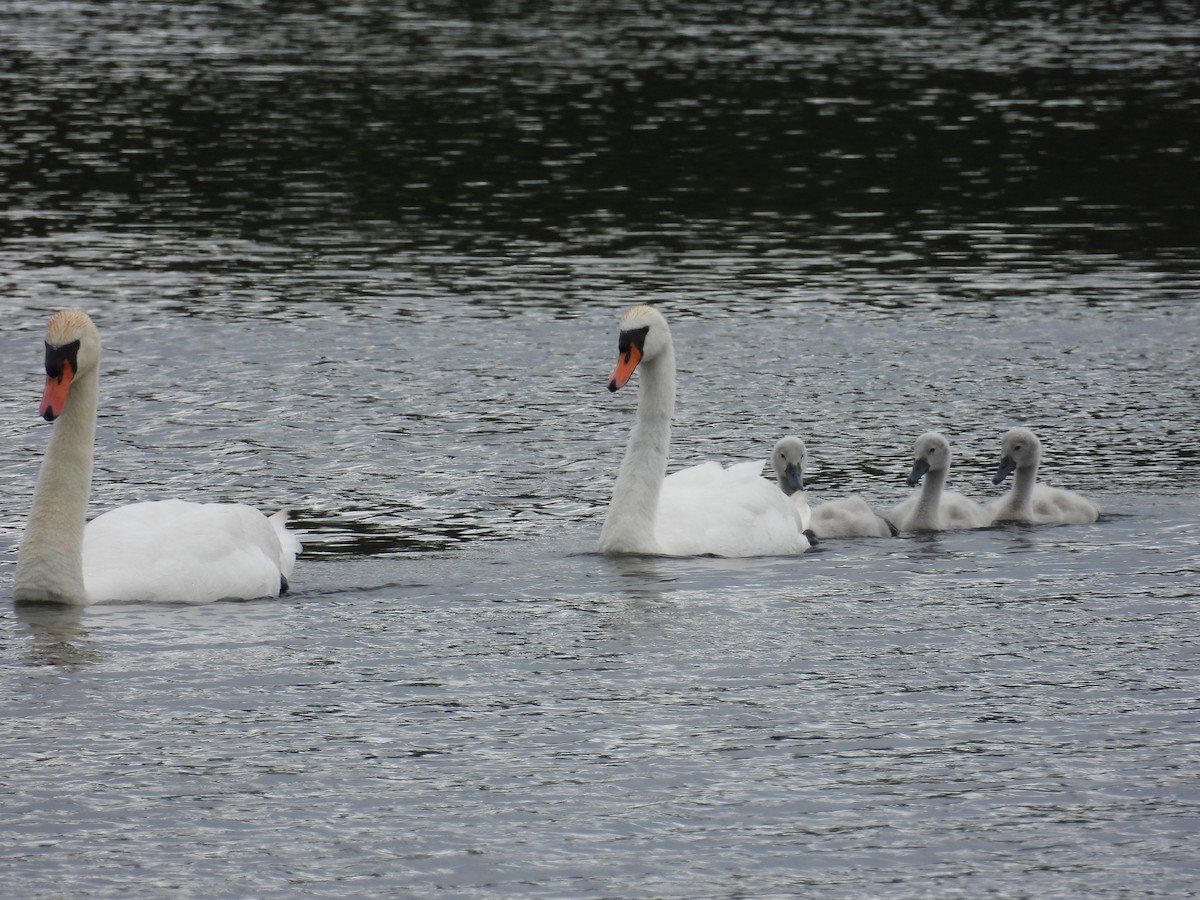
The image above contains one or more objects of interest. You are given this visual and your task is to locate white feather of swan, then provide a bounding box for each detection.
[889,431,992,532]
[598,306,810,557]
[771,436,892,538]
[988,427,1098,525]
[14,310,300,606]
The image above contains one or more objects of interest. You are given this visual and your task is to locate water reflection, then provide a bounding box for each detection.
[896,530,955,560]
[13,601,99,668]
[601,553,677,603]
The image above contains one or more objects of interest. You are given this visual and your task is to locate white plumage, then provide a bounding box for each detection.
[14,309,301,606]
[771,436,893,538]
[597,305,810,557]
[656,459,810,557]
[889,432,992,532]
[988,427,1099,525]
[82,502,299,605]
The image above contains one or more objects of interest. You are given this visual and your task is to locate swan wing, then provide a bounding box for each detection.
[83,500,301,604]
[888,494,920,532]
[656,461,808,557]
[1031,484,1099,524]
[941,491,994,529]
[811,496,893,538]
[890,491,989,532]
[986,492,1023,523]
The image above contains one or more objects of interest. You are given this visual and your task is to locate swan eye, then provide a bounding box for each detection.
[45,340,81,381]
[617,325,649,357]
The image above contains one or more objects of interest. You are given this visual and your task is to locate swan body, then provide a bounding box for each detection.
[889,432,992,532]
[597,305,811,557]
[14,309,301,606]
[772,436,894,538]
[82,502,298,604]
[988,427,1098,525]
[813,496,896,539]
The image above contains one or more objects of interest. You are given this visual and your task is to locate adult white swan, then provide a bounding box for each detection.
[771,436,895,538]
[988,427,1099,524]
[14,309,301,606]
[597,305,811,557]
[889,432,992,532]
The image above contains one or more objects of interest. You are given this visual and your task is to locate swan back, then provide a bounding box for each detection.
[82,501,300,604]
[656,460,809,557]
[810,496,896,539]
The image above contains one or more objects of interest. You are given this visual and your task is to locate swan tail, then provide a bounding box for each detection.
[269,509,303,575]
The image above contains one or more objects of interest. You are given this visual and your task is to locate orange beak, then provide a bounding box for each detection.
[608,344,643,392]
[40,360,74,422]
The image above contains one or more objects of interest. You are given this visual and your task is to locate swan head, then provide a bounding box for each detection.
[907,431,951,486]
[40,309,101,422]
[994,427,1042,485]
[607,304,671,392]
[771,436,807,496]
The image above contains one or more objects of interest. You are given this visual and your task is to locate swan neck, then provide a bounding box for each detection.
[914,464,948,528]
[1009,462,1038,516]
[14,370,98,604]
[635,346,675,421]
[598,347,675,554]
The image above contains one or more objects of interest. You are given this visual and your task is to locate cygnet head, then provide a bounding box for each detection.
[906,431,952,487]
[607,304,672,392]
[994,427,1042,485]
[39,309,101,422]
[771,436,807,496]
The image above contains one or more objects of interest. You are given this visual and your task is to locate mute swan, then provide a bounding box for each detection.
[597,305,811,557]
[771,436,895,538]
[988,427,1099,525]
[889,432,992,532]
[14,309,301,606]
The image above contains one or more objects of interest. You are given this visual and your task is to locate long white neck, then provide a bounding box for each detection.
[1005,459,1039,519]
[598,343,675,554]
[912,465,949,530]
[14,370,97,604]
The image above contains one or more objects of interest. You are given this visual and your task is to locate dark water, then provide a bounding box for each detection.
[2,3,1199,897]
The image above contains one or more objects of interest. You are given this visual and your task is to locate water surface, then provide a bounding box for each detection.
[2,2,1198,897]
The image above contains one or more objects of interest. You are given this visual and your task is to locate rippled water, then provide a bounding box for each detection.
[2,2,1199,897]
